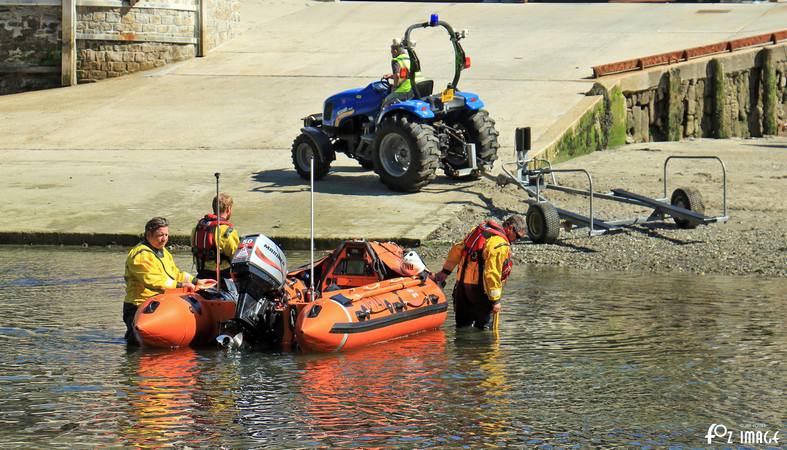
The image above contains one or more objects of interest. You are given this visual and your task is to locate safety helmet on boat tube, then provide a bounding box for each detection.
[400,251,426,276]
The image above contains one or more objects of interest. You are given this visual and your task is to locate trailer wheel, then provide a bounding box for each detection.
[670,187,705,229]
[292,133,332,180]
[526,202,560,244]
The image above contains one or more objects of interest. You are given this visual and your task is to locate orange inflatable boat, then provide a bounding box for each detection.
[133,285,236,348]
[295,275,446,352]
[222,236,447,352]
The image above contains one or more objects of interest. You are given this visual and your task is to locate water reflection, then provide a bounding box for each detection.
[119,349,201,447]
[297,331,448,447]
[0,247,784,448]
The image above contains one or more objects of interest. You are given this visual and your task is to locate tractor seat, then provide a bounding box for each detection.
[415,80,434,98]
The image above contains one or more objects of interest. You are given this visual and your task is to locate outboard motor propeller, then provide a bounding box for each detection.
[216,332,243,349]
[219,234,288,348]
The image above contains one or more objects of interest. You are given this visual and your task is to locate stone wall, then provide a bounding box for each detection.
[1,0,240,95]
[772,57,787,134]
[619,43,787,142]
[76,4,196,81]
[204,0,239,52]
[0,5,61,94]
[535,43,786,164]
[541,85,626,163]
[77,41,194,80]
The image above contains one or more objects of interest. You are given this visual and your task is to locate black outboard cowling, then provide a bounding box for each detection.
[220,234,287,347]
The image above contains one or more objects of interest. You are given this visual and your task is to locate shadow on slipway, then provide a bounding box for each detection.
[249,165,514,199]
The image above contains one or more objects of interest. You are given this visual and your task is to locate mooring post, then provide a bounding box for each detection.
[198,0,207,57]
[61,0,76,86]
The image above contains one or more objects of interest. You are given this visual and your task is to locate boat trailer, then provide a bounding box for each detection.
[498,128,730,244]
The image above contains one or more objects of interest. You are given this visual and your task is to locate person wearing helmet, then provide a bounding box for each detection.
[124,217,205,344]
[433,215,526,330]
[382,38,423,108]
[191,192,240,286]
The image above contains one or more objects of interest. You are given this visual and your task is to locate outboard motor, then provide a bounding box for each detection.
[217,234,287,348]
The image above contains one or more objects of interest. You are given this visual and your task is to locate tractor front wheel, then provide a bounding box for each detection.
[373,116,440,192]
[292,133,332,180]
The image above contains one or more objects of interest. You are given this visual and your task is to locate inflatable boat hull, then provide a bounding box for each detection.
[133,288,236,348]
[295,277,447,352]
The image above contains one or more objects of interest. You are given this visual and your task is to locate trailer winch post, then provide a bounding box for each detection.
[515,127,531,183]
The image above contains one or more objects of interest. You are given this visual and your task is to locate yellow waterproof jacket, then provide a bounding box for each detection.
[124,242,195,306]
[191,222,240,272]
[441,235,511,302]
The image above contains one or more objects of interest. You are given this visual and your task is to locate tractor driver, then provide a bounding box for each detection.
[382,38,423,108]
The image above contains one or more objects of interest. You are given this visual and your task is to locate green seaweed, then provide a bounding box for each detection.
[762,48,778,136]
[710,58,730,139]
[608,85,627,148]
[552,101,605,164]
[667,68,683,141]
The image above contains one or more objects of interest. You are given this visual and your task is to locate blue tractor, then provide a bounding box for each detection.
[291,14,500,192]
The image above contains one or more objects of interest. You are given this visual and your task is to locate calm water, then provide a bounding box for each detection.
[0,246,784,449]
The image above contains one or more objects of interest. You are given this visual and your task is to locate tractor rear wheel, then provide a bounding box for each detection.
[373,115,440,192]
[670,187,705,229]
[443,109,500,180]
[292,133,332,180]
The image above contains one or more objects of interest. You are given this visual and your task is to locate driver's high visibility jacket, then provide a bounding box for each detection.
[392,53,423,94]
[441,235,511,302]
[124,242,195,306]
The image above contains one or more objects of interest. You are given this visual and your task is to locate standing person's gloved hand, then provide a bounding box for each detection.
[432,270,449,285]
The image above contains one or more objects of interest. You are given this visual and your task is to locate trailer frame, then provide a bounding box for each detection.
[498,136,729,244]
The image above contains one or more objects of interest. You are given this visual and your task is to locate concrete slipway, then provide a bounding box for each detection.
[0,1,785,246]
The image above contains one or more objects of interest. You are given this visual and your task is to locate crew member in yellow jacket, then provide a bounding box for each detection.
[123,217,202,344]
[434,215,526,330]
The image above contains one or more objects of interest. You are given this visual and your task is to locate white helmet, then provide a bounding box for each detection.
[400,251,426,276]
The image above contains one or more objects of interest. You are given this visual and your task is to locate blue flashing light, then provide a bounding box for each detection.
[429,14,438,26]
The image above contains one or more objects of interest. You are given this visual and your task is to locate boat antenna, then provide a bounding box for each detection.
[309,157,315,302]
[214,172,221,291]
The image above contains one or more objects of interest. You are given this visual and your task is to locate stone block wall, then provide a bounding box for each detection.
[0,5,61,94]
[625,85,665,142]
[619,43,787,143]
[77,41,194,80]
[1,0,240,95]
[204,0,239,51]
[538,44,786,165]
[76,6,195,37]
[774,59,786,134]
[76,4,196,82]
